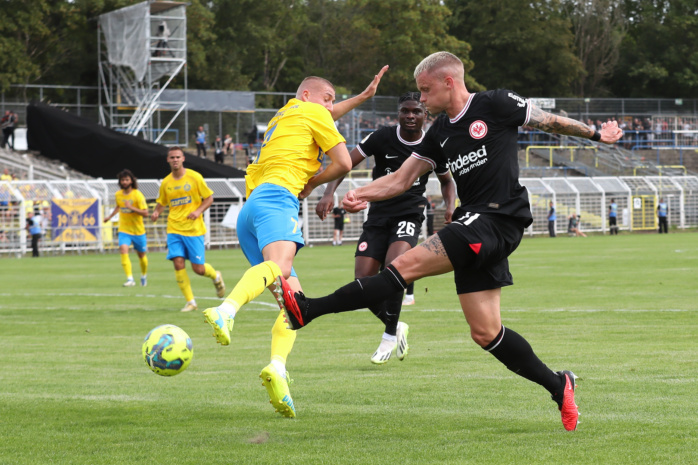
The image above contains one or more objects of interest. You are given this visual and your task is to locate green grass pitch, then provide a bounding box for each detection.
[1,233,697,464]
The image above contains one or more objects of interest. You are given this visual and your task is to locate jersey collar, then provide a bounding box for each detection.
[449,93,476,124]
[396,124,425,145]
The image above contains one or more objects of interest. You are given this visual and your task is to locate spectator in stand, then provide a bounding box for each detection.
[1,110,18,150]
[223,134,234,156]
[1,168,12,181]
[246,125,257,166]
[0,179,12,222]
[652,119,663,146]
[620,119,629,149]
[634,118,645,145]
[214,136,225,164]
[195,126,207,158]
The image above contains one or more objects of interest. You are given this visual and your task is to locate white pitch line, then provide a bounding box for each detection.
[0,293,691,313]
[0,292,280,309]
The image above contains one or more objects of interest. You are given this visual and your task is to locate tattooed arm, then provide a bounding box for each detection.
[527,104,623,144]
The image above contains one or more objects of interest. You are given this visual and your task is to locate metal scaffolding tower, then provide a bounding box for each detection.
[98,1,187,143]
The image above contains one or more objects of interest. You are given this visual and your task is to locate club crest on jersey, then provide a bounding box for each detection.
[358,241,368,252]
[469,120,487,139]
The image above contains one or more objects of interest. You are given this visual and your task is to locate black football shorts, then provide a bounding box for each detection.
[436,209,524,294]
[355,213,424,262]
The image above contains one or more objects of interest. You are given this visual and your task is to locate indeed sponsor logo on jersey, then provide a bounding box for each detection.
[448,145,488,175]
[170,196,192,207]
[119,207,132,213]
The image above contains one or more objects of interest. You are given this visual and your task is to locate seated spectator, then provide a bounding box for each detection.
[568,213,587,237]
[223,134,234,155]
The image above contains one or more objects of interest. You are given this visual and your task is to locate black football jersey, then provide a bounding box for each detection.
[414,89,533,226]
[358,125,446,217]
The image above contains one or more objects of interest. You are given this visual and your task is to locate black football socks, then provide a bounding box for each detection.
[485,326,564,395]
[304,264,407,324]
[368,289,402,336]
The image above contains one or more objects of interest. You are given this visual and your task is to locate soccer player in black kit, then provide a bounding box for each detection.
[315,92,456,364]
[275,51,623,431]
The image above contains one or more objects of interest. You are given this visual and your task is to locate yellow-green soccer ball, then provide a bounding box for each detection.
[142,324,193,376]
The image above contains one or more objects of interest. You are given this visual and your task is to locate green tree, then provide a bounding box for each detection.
[298,0,479,95]
[446,0,583,97]
[562,0,627,97]
[610,0,698,98]
[0,1,85,92]
[183,0,220,89]
[205,0,309,92]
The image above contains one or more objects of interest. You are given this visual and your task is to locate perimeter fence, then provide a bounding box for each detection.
[2,175,696,257]
[2,86,698,171]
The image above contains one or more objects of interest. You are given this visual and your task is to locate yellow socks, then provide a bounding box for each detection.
[203,263,218,280]
[120,253,133,279]
[175,268,194,302]
[223,261,282,314]
[139,255,148,276]
[271,310,296,367]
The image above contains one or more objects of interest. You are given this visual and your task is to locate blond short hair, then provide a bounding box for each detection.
[413,51,464,80]
[296,76,335,98]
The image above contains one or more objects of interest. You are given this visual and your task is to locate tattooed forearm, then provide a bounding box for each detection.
[528,105,594,138]
[419,234,449,257]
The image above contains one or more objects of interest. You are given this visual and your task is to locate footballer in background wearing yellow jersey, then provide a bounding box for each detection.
[103,169,149,287]
[152,147,225,313]
[203,66,388,418]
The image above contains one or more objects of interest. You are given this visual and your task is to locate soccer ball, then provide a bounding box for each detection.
[142,324,193,376]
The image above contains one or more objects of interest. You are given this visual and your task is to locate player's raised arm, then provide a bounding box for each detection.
[527,104,623,144]
[342,155,432,212]
[331,65,389,121]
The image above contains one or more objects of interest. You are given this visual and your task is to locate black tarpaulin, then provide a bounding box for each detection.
[26,101,245,180]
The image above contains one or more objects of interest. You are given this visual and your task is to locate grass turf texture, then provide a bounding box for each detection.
[1,233,696,464]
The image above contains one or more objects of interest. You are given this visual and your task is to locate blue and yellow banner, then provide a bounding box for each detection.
[51,198,100,242]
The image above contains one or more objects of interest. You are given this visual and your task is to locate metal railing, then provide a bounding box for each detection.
[2,175,697,257]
